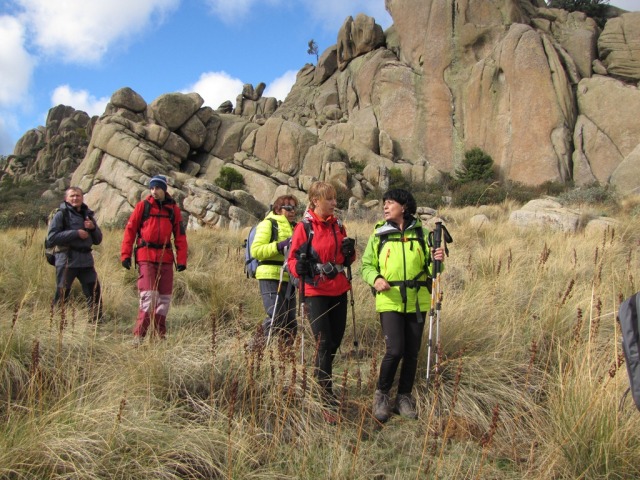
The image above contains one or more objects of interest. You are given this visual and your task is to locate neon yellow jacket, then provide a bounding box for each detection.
[250,212,294,281]
[361,217,441,313]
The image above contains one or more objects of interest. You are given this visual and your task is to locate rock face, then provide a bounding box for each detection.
[598,12,640,81]
[4,0,640,226]
[5,105,93,182]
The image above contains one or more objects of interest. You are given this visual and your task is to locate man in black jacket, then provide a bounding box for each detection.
[46,187,103,322]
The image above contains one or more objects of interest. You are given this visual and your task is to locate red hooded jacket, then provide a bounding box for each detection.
[121,195,188,265]
[287,209,354,297]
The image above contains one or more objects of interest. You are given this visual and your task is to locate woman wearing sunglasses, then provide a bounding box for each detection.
[250,195,299,344]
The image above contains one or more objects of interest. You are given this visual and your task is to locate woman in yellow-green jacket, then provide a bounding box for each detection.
[251,195,299,343]
[361,189,445,423]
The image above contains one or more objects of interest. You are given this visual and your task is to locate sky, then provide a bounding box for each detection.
[0,0,637,156]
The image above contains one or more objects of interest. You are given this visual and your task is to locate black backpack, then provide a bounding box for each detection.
[44,208,70,266]
[619,292,640,411]
[243,218,278,278]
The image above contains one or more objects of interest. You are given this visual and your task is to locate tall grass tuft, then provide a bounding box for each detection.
[0,209,638,478]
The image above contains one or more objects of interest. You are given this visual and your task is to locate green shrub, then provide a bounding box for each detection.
[350,160,365,174]
[455,147,495,185]
[558,183,618,208]
[332,182,351,210]
[538,180,572,196]
[548,0,609,27]
[502,182,539,204]
[451,181,507,207]
[388,167,410,190]
[412,182,447,208]
[214,166,245,191]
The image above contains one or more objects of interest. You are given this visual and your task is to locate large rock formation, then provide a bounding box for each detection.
[4,0,640,227]
[4,105,93,181]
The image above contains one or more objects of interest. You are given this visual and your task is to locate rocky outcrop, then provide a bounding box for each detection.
[573,75,640,190]
[4,105,93,183]
[509,198,621,233]
[5,1,640,228]
[598,12,640,81]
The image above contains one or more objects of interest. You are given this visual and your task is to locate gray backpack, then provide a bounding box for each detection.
[619,292,640,411]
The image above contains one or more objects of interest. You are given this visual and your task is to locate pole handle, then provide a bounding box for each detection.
[432,221,442,278]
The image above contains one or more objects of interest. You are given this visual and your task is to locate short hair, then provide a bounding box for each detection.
[272,195,298,213]
[307,182,336,211]
[65,186,84,198]
[382,188,417,217]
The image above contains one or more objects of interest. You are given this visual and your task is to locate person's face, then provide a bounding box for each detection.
[150,186,166,201]
[313,195,337,219]
[383,199,404,224]
[65,189,84,209]
[278,202,297,223]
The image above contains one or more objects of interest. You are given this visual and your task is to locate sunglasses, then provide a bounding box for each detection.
[280,205,297,212]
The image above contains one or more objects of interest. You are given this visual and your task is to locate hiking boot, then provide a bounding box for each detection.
[131,336,143,348]
[395,393,417,419]
[373,389,391,423]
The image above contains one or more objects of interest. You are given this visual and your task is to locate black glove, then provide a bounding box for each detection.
[341,237,356,259]
[122,258,131,270]
[176,264,187,272]
[277,238,291,253]
[295,258,310,277]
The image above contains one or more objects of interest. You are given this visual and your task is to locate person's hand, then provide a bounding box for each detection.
[374,276,391,292]
[277,238,291,253]
[122,258,131,270]
[341,237,355,259]
[84,218,95,230]
[295,259,310,276]
[432,247,445,262]
[77,229,89,240]
[176,264,187,272]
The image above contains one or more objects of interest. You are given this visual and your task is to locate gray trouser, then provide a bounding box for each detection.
[259,279,297,340]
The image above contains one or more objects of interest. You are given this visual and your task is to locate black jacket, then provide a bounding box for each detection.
[46,202,102,268]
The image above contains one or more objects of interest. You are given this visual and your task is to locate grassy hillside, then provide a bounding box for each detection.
[1,202,639,479]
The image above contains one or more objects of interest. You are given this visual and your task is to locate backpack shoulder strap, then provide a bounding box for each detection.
[142,199,152,222]
[303,219,314,242]
[140,199,177,228]
[268,217,278,242]
[61,208,70,230]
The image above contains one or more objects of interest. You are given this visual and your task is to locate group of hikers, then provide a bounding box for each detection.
[46,176,446,425]
[46,175,188,348]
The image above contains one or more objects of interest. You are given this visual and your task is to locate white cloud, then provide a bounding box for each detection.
[202,0,255,23]
[185,71,244,109]
[0,15,35,106]
[16,0,180,63]
[51,85,109,116]
[264,70,297,102]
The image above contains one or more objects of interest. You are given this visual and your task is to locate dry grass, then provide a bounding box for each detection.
[0,204,639,479]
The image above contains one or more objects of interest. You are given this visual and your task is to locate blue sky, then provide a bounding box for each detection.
[0,0,636,156]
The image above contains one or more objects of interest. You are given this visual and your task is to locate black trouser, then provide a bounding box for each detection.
[377,311,426,394]
[53,266,103,322]
[259,279,297,342]
[307,293,348,399]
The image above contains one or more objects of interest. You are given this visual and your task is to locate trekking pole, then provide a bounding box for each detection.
[298,253,307,364]
[426,222,443,388]
[267,248,287,346]
[426,221,453,387]
[346,264,359,356]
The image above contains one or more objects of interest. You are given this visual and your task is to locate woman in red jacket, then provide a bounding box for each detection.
[120,175,188,346]
[287,182,356,422]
